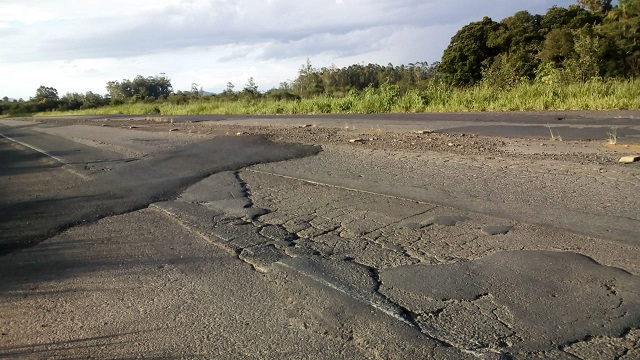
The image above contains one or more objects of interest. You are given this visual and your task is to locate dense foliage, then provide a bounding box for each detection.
[2,0,638,116]
[106,74,173,104]
[440,0,640,86]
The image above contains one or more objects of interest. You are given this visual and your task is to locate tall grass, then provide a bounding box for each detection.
[39,79,640,117]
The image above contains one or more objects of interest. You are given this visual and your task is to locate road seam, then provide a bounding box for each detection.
[246,168,434,205]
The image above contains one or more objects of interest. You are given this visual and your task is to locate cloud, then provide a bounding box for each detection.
[4,0,575,63]
[0,0,578,97]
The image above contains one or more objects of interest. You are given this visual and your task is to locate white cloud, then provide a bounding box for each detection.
[0,0,577,98]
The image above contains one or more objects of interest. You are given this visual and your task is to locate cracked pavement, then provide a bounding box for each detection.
[1,116,639,359]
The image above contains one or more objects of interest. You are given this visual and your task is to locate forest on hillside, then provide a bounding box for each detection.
[1,0,639,115]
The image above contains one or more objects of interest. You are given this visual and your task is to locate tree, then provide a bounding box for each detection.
[33,86,59,111]
[82,91,105,109]
[599,0,640,76]
[540,28,575,65]
[541,5,597,32]
[489,11,543,51]
[483,52,526,88]
[239,77,260,99]
[106,80,132,101]
[564,31,604,81]
[294,58,324,96]
[105,74,172,102]
[243,77,258,94]
[59,92,84,111]
[439,17,500,85]
[484,11,544,80]
[578,0,613,14]
[34,86,59,101]
[190,83,202,96]
[278,81,292,91]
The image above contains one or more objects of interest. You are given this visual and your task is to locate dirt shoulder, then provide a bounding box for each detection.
[30,115,640,164]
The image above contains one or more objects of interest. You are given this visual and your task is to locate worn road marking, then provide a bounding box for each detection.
[0,132,90,180]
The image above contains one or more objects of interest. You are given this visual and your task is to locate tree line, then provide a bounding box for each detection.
[2,0,637,116]
[440,0,640,86]
[0,75,171,115]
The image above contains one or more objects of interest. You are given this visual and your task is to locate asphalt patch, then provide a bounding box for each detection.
[0,135,320,255]
[380,250,640,352]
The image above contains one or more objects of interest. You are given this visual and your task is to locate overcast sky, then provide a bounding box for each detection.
[1,0,577,99]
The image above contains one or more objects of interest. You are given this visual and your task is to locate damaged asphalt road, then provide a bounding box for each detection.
[1,117,639,359]
[0,124,320,254]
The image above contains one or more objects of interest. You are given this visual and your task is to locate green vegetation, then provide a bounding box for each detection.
[40,79,640,115]
[1,0,638,117]
[440,0,639,86]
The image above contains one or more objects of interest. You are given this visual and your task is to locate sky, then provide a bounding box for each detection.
[0,0,578,99]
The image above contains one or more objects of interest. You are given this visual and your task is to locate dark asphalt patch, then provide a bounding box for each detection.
[0,135,320,255]
[380,250,640,352]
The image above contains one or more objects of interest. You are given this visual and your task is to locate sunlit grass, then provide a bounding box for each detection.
[37,78,640,117]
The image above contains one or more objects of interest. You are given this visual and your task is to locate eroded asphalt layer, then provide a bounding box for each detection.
[153,163,639,359]
[0,122,320,254]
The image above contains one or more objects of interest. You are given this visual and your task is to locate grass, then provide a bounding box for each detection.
[35,78,640,117]
[547,126,563,141]
[366,125,383,136]
[145,116,174,123]
[607,126,618,145]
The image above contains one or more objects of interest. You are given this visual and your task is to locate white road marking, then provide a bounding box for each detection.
[0,132,90,180]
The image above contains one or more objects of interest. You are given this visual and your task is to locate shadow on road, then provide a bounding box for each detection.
[0,330,162,359]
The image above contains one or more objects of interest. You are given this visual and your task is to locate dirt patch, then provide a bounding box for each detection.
[32,117,638,166]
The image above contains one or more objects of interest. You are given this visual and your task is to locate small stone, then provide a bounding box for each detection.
[349,138,365,143]
[236,131,248,136]
[447,142,455,147]
[129,126,138,129]
[299,124,313,128]
[169,128,179,132]
[618,155,640,163]
[415,130,434,134]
